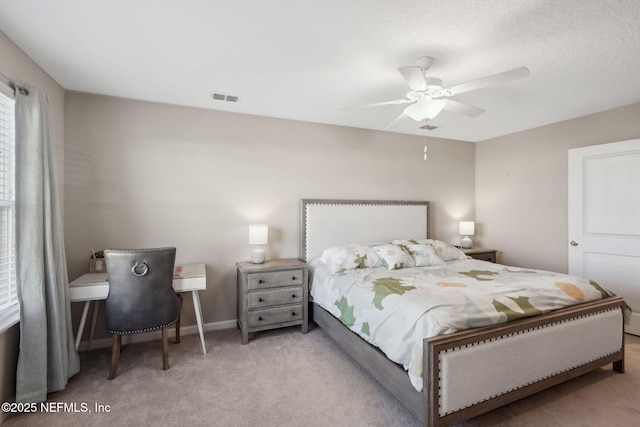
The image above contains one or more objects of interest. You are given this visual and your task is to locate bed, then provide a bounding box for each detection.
[300,199,626,426]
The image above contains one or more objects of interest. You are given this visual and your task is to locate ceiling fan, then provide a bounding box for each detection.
[344,56,530,128]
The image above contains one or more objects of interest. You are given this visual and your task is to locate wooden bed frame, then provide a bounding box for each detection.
[300,199,625,426]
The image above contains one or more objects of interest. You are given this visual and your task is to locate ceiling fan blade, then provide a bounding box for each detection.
[386,112,414,130]
[340,99,413,110]
[447,67,530,95]
[443,100,485,117]
[398,66,427,91]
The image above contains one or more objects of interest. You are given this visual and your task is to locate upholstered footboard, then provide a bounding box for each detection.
[425,296,626,426]
[311,297,625,426]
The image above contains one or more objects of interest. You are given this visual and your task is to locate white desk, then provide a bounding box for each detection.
[69,263,207,354]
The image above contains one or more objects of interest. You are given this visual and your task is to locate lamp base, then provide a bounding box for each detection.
[461,236,473,249]
[251,246,266,264]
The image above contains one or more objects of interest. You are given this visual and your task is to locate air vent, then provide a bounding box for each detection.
[419,124,438,130]
[211,92,240,103]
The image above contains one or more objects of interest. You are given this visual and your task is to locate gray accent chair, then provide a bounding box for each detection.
[104,247,182,379]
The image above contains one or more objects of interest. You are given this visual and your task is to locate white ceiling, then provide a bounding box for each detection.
[1,0,640,142]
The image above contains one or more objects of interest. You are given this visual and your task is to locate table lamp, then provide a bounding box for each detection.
[459,221,475,249]
[249,224,268,263]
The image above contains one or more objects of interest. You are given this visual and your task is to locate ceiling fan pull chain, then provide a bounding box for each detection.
[423,124,428,161]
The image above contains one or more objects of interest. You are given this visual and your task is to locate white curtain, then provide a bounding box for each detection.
[14,84,79,403]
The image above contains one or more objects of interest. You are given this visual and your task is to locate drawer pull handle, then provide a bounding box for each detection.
[258,316,263,321]
[291,312,296,317]
[291,294,296,299]
[258,279,264,284]
[258,298,263,302]
[291,276,296,281]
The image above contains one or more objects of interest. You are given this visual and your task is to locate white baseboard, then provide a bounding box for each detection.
[77,319,237,351]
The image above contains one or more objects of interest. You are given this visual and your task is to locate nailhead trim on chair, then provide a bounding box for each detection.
[106,247,176,254]
[108,319,178,335]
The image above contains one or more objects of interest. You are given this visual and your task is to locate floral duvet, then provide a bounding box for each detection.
[309,257,614,392]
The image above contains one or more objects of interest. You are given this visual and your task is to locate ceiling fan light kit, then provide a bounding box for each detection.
[404,98,447,122]
[344,56,529,129]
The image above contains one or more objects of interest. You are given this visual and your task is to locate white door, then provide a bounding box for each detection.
[568,139,640,336]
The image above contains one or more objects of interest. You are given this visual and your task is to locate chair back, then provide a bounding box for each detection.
[104,247,180,335]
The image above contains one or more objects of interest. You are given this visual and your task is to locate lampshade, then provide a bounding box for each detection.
[459,221,474,249]
[404,99,448,122]
[249,224,268,245]
[459,221,475,236]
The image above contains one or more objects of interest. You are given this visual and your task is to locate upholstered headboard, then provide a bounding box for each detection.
[300,199,430,262]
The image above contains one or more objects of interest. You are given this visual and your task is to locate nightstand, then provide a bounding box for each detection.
[236,259,309,344]
[461,248,498,263]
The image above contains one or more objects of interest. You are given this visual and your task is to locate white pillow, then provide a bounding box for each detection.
[399,243,445,267]
[392,239,467,262]
[423,239,468,261]
[320,244,381,274]
[373,244,416,270]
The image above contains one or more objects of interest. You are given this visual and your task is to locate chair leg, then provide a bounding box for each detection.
[162,328,170,370]
[175,294,182,344]
[109,335,122,380]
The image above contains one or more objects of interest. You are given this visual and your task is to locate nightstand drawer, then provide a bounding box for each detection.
[248,304,303,327]
[248,269,304,290]
[248,286,304,308]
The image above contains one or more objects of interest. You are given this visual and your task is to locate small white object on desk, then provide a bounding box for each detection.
[69,263,207,354]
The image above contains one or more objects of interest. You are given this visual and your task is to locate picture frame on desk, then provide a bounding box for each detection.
[89,258,107,273]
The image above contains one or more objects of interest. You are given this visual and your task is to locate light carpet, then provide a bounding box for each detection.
[3,327,639,426]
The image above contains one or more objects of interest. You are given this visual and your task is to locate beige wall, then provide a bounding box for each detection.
[0,30,65,413]
[64,92,476,338]
[476,102,640,272]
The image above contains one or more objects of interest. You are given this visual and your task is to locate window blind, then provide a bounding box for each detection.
[0,86,17,331]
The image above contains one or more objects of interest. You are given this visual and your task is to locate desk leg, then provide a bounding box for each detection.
[88,300,100,351]
[191,291,206,355]
[75,301,91,351]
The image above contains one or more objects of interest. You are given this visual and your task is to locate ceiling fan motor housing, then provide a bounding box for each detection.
[407,77,445,101]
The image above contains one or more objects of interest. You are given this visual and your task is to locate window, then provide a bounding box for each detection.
[0,84,17,332]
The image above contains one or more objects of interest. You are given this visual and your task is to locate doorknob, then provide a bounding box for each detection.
[570,240,579,246]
